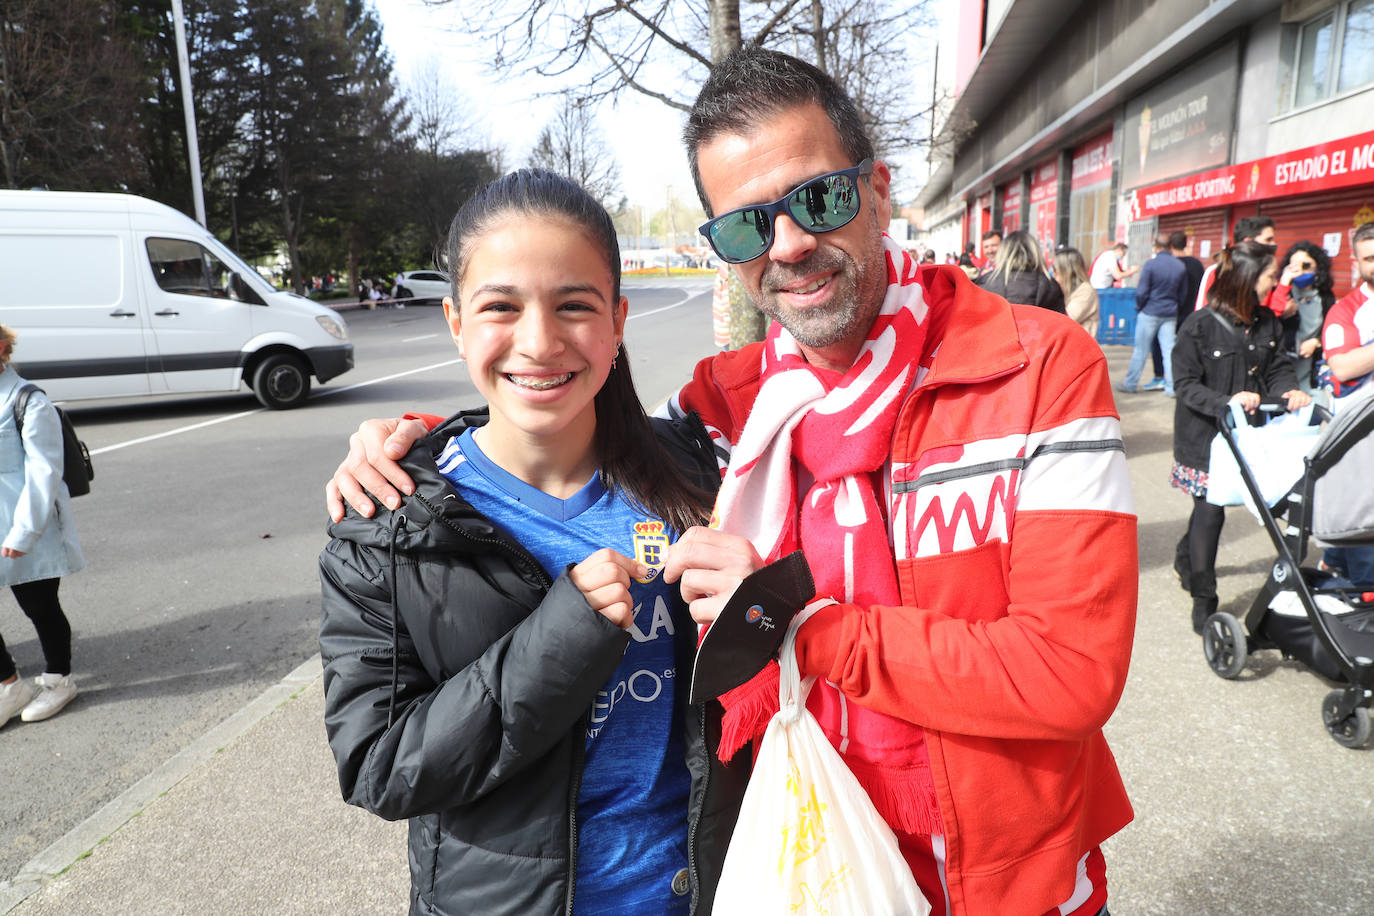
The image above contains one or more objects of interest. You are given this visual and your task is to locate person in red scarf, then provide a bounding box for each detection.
[326,49,1137,916]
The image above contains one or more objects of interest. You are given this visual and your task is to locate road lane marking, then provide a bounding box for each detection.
[90,358,467,456]
[91,292,705,456]
[402,333,441,342]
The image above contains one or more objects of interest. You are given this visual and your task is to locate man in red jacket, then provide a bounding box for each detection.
[327,49,1137,916]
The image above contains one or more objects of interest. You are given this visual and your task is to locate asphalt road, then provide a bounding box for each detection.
[0,277,718,886]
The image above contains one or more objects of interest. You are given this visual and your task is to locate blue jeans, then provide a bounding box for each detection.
[1124,312,1176,394]
[1323,545,1374,588]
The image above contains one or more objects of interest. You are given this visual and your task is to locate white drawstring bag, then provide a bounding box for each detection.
[712,608,930,916]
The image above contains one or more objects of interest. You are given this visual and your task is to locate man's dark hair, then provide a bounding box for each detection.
[1233,215,1275,243]
[1154,232,1171,250]
[1354,221,1374,247]
[1168,231,1188,251]
[982,228,1002,242]
[684,48,873,216]
[964,240,977,254]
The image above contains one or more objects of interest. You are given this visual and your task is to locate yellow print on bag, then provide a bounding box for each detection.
[789,882,830,915]
[778,781,829,874]
[820,863,854,897]
[788,864,855,913]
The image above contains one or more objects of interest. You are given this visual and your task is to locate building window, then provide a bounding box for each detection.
[1292,0,1374,109]
[1339,0,1374,92]
[1296,11,1336,107]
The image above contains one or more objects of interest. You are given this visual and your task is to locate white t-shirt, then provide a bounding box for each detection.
[1089,251,1121,290]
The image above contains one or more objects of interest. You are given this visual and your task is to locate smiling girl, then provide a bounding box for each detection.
[318,171,745,916]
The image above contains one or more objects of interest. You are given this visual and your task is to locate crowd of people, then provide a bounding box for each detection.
[1095,214,1374,631]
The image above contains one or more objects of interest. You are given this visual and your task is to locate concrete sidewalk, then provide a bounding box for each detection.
[1,659,408,915]
[2,345,1370,915]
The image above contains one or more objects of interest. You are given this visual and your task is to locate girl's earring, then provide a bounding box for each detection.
[611,355,618,370]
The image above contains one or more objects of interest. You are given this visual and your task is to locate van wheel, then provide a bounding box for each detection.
[252,354,311,409]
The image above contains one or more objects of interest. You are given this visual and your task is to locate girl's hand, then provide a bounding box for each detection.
[1298,338,1320,359]
[1,547,24,558]
[1283,389,1312,410]
[570,549,648,629]
[1230,390,1261,413]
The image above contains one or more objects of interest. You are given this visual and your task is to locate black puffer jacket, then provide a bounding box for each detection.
[974,268,1067,313]
[1172,305,1299,470]
[319,409,748,916]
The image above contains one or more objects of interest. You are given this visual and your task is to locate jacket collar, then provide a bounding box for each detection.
[326,408,515,557]
[916,264,1028,388]
[0,367,22,401]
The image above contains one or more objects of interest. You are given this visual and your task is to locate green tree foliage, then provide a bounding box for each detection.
[0,0,143,190]
[3,0,500,295]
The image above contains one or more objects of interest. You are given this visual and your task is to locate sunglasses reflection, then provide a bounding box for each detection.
[703,160,872,263]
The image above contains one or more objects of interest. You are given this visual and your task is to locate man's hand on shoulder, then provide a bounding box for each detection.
[326,417,428,522]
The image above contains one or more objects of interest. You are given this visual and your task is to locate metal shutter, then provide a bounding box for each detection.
[1158,207,1228,262]
[1259,186,1374,298]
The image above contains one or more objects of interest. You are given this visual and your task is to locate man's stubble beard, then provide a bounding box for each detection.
[751,221,888,351]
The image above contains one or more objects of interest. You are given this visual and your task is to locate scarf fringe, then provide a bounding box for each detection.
[848,758,946,836]
[716,662,781,763]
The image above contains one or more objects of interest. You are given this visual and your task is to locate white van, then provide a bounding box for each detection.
[0,190,353,409]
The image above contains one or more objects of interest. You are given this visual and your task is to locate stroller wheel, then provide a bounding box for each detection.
[1203,612,1247,679]
[1321,690,1373,749]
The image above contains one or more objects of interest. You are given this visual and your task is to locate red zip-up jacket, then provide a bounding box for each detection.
[662,265,1137,915]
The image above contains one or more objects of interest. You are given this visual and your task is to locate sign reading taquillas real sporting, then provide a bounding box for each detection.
[1128,127,1374,221]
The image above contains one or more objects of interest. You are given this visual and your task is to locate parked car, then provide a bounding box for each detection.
[393,270,452,305]
[0,190,352,410]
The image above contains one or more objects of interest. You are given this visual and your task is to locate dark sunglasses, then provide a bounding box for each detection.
[699,159,875,264]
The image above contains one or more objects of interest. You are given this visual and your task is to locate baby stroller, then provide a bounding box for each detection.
[1203,394,1374,748]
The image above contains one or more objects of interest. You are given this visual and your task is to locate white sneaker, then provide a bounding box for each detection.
[0,678,34,727]
[21,673,77,722]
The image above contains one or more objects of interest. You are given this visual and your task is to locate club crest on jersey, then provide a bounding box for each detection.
[632,520,669,582]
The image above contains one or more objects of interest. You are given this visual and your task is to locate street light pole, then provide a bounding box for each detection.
[171,0,207,227]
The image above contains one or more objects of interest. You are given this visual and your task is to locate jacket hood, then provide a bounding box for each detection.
[326,408,522,560]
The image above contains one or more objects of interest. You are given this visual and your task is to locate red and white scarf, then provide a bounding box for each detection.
[713,236,945,836]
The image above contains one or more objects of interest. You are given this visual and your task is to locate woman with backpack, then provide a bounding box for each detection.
[0,324,83,727]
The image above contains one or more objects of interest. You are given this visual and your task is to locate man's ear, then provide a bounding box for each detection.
[869,159,893,231]
[442,296,464,357]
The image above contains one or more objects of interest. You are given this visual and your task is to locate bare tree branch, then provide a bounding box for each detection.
[610,0,711,68]
[588,29,691,110]
[749,0,809,47]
